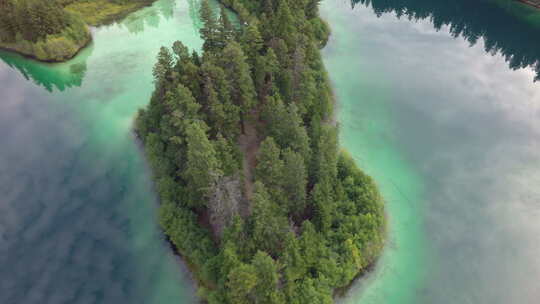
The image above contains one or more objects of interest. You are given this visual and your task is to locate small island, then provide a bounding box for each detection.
[0,0,154,62]
[136,0,385,303]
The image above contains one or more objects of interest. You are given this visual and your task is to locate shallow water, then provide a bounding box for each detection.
[321,0,540,303]
[0,1,211,303]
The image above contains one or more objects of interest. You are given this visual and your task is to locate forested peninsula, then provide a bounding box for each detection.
[0,0,154,62]
[135,0,385,303]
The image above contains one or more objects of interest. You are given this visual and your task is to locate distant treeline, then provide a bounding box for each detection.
[354,0,540,81]
[136,0,385,303]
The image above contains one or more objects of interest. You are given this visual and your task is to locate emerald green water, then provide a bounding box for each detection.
[322,1,540,303]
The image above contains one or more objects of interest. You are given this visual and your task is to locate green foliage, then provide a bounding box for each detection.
[282,149,307,217]
[255,137,283,192]
[135,0,385,302]
[220,41,257,127]
[227,263,258,304]
[251,182,288,256]
[0,0,154,61]
[0,0,91,61]
[184,120,223,207]
[63,0,155,26]
[200,0,219,53]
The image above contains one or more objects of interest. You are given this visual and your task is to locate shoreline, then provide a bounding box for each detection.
[0,0,156,63]
[142,0,387,301]
[0,31,92,63]
[516,0,540,9]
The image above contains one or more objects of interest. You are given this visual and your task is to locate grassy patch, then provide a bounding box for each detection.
[64,0,155,26]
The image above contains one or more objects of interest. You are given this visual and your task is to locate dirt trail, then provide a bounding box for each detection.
[238,115,261,216]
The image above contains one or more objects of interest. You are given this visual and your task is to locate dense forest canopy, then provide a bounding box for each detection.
[136,0,385,303]
[353,0,540,81]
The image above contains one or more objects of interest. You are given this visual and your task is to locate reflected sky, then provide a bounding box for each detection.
[0,0,209,303]
[323,1,540,303]
[352,0,540,81]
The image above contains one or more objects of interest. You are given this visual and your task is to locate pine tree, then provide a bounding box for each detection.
[255,137,283,191]
[172,40,190,62]
[184,120,223,207]
[153,47,173,85]
[251,182,288,256]
[275,0,296,46]
[200,0,218,53]
[241,20,263,68]
[227,263,258,304]
[220,41,256,132]
[217,5,235,49]
[201,61,241,139]
[251,251,284,304]
[282,232,306,283]
[306,0,322,19]
[282,149,307,217]
[214,133,239,176]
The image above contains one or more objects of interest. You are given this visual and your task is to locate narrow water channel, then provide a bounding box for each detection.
[321,1,540,303]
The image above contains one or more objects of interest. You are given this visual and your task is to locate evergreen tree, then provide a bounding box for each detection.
[251,182,288,256]
[200,0,218,53]
[227,263,258,304]
[282,149,307,217]
[241,19,263,68]
[172,40,190,62]
[201,61,241,139]
[275,0,296,46]
[255,137,283,192]
[184,120,223,207]
[220,41,256,132]
[214,133,240,176]
[251,251,284,304]
[153,46,173,85]
[217,5,235,48]
[282,232,306,283]
[306,0,322,19]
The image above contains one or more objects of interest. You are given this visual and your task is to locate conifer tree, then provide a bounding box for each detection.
[217,5,235,48]
[241,20,263,68]
[220,41,256,132]
[306,0,322,19]
[255,137,283,191]
[282,149,307,217]
[184,120,223,207]
[251,182,288,256]
[251,251,284,304]
[200,0,218,53]
[172,40,190,62]
[275,0,296,46]
[201,61,241,139]
[227,263,258,304]
[153,47,173,85]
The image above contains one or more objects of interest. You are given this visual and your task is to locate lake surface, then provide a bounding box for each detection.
[321,0,540,303]
[2,0,540,303]
[0,0,207,303]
